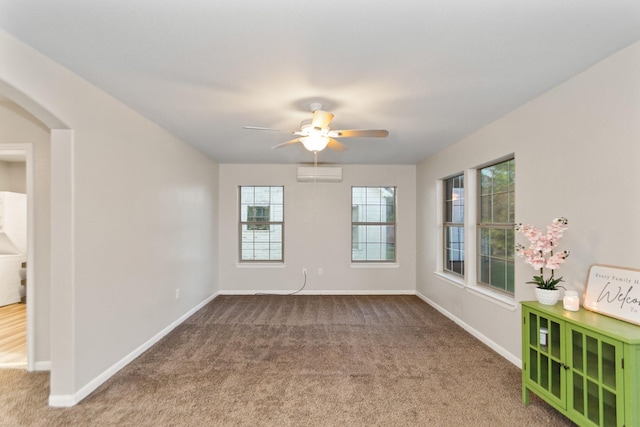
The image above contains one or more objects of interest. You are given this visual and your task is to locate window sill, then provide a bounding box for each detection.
[465,285,517,311]
[350,263,399,269]
[236,262,285,268]
[434,271,465,289]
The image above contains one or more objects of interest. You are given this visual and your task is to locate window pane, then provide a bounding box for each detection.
[365,204,381,222]
[445,226,465,275]
[253,242,270,255]
[480,195,492,223]
[254,187,270,204]
[271,205,283,222]
[492,193,509,223]
[479,255,490,283]
[352,187,365,204]
[490,229,506,257]
[507,261,515,293]
[479,228,490,256]
[506,230,515,259]
[385,203,395,222]
[477,159,515,294]
[365,243,381,259]
[384,243,395,261]
[368,190,382,204]
[352,187,396,262]
[271,186,283,204]
[452,204,463,223]
[253,230,269,242]
[240,187,254,203]
[508,190,515,223]
[508,159,516,186]
[507,160,515,223]
[444,174,465,276]
[480,169,493,195]
[239,186,284,262]
[491,161,510,193]
[445,178,454,201]
[268,224,282,243]
[490,258,507,291]
[247,206,270,230]
[445,200,453,222]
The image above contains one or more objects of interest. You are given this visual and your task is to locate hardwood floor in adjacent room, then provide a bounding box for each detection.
[0,303,26,367]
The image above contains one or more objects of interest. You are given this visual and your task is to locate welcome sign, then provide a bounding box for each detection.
[583,264,640,326]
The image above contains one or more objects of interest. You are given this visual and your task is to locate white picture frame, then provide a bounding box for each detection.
[583,264,640,326]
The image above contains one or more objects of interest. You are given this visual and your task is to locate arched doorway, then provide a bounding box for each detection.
[0,79,72,379]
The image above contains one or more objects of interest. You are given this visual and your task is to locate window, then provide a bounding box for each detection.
[444,174,464,276]
[239,186,283,261]
[246,206,270,230]
[351,186,396,262]
[477,158,515,293]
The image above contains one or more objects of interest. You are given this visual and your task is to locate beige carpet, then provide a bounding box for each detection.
[0,295,575,426]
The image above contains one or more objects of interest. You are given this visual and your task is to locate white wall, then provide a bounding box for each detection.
[417,41,640,362]
[0,97,51,366]
[219,164,416,294]
[0,30,219,404]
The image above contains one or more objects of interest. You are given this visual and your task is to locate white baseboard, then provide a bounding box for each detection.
[217,289,416,295]
[48,293,219,407]
[415,291,522,368]
[48,394,75,407]
[2,359,50,372]
[33,360,51,371]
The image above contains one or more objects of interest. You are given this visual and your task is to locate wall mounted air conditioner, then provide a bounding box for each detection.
[297,166,343,183]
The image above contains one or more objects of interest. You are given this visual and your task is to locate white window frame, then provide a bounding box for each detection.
[238,186,284,263]
[476,157,515,296]
[443,174,465,277]
[435,156,517,309]
[351,186,397,263]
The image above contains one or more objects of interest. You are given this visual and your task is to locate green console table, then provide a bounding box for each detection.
[522,301,640,427]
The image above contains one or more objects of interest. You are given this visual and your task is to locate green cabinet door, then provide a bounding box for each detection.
[523,308,566,409]
[566,324,624,427]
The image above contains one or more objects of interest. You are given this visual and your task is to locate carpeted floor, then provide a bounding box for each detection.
[0,295,575,426]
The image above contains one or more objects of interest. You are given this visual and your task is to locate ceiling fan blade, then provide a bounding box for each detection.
[327,138,348,152]
[328,129,389,138]
[243,126,298,133]
[271,138,301,149]
[311,110,334,129]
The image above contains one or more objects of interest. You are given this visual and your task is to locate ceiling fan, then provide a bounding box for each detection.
[243,103,389,152]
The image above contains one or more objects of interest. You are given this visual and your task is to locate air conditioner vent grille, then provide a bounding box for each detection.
[297,167,342,183]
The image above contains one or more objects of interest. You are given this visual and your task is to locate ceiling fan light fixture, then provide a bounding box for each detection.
[300,120,313,134]
[244,105,388,153]
[301,135,330,152]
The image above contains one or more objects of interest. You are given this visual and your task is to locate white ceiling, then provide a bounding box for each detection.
[1,1,639,165]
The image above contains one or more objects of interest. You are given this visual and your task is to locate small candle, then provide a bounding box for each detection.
[539,327,548,346]
[563,290,580,311]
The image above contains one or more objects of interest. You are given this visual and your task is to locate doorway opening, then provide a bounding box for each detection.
[0,146,32,369]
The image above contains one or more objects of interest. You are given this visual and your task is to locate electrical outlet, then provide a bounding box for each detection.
[302,267,307,276]
[175,288,180,299]
[318,267,323,276]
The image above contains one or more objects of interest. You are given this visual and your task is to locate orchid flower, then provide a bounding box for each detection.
[515,217,569,289]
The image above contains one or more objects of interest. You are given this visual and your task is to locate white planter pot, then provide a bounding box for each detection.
[535,288,562,305]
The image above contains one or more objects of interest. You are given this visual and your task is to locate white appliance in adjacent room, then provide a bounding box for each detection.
[0,191,27,307]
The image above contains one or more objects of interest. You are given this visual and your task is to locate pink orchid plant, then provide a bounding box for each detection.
[515,217,570,290]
